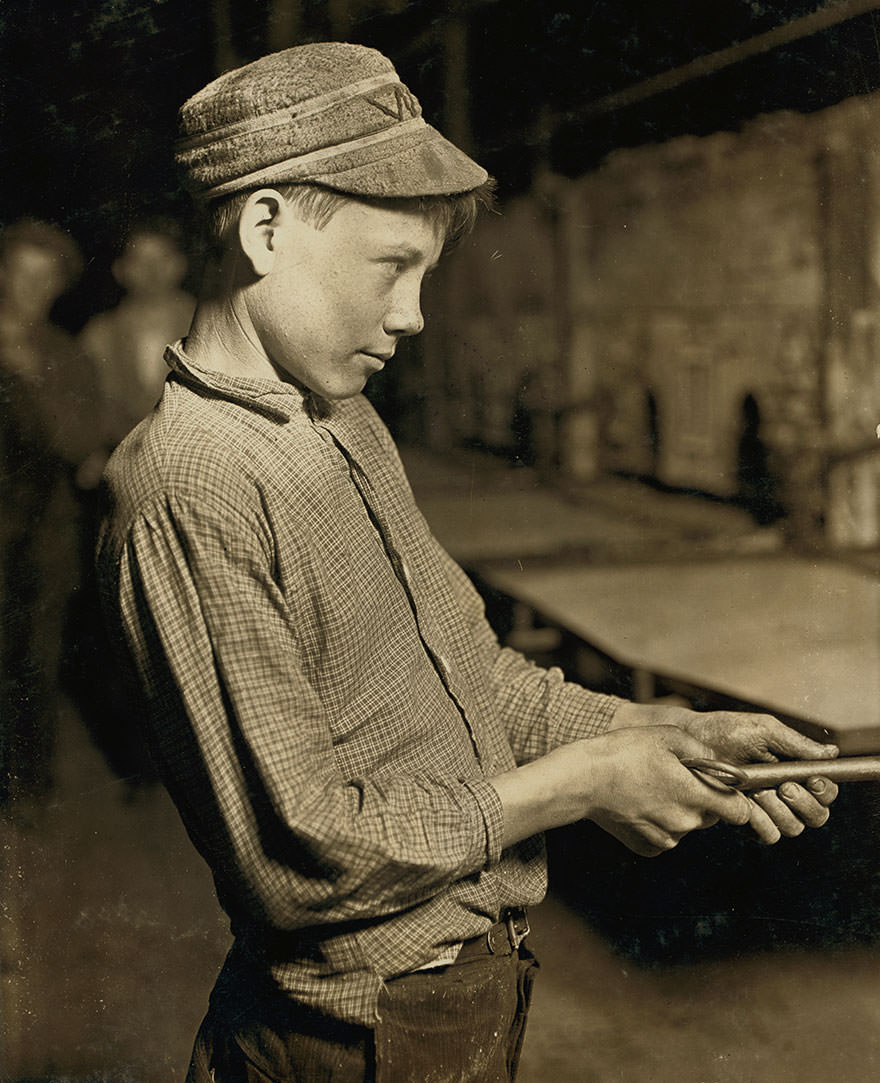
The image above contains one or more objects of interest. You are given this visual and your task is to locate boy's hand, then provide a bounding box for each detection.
[676,710,839,843]
[675,709,839,768]
[495,707,839,853]
[493,722,751,853]
[571,725,752,857]
[625,706,840,844]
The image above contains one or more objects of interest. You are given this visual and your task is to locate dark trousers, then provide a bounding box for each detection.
[187,947,538,1082]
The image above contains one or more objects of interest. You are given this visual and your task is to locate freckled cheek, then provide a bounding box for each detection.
[337,291,389,338]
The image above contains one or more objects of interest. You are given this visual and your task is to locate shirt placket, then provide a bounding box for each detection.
[315,420,495,771]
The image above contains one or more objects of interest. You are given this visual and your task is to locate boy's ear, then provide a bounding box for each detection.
[238,189,288,277]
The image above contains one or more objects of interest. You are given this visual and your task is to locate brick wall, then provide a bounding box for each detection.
[419,90,880,546]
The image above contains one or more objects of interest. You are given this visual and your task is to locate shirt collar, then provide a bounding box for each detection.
[165,340,327,425]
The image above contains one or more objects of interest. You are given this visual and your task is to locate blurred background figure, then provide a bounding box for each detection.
[67,218,196,791]
[0,218,103,812]
[80,217,195,448]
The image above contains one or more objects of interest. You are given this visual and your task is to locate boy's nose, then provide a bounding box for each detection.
[383,288,425,338]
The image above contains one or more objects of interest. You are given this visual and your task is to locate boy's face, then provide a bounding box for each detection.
[249,198,444,400]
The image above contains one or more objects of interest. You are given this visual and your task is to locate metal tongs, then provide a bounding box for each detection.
[682,756,880,791]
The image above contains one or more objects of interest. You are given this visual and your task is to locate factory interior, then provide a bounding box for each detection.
[4,3,880,1080]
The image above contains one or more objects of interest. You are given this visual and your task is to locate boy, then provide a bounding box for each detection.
[97,43,838,1082]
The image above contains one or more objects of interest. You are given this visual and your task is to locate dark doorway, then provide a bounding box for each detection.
[736,394,784,525]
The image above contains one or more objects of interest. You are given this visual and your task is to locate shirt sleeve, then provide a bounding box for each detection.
[103,488,503,934]
[439,547,624,763]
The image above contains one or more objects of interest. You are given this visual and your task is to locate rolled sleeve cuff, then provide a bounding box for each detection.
[549,683,624,748]
[463,778,505,868]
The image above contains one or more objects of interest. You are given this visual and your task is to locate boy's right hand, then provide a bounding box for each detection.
[492,725,751,853]
[573,725,752,856]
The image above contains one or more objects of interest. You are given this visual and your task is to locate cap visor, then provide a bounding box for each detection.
[306,126,488,197]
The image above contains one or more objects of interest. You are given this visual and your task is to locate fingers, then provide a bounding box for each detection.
[699,784,752,828]
[688,710,839,766]
[750,788,804,840]
[751,716,839,762]
[803,776,838,808]
[747,778,837,844]
[746,795,782,845]
[589,725,836,859]
[778,779,836,826]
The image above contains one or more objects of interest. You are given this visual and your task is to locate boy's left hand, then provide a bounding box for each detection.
[678,710,839,844]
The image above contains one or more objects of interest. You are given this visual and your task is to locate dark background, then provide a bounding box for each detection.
[4,0,880,325]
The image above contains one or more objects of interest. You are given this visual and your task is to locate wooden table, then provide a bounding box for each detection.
[482,555,880,753]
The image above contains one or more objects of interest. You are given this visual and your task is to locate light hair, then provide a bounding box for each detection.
[204,180,496,255]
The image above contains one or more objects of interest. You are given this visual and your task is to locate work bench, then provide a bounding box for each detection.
[475,554,880,753]
[469,554,880,960]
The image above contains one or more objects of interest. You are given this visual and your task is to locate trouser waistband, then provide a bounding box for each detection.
[455,907,530,962]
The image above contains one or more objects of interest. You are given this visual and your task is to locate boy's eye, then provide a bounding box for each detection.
[376,256,410,277]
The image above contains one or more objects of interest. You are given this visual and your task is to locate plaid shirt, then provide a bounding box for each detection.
[97,342,620,1025]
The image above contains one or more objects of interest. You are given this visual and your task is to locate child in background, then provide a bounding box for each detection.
[80,219,195,447]
[0,219,101,808]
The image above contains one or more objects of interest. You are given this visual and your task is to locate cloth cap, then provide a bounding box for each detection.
[176,42,488,201]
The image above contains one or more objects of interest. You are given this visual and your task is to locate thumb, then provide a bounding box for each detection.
[765,726,839,762]
[666,734,752,825]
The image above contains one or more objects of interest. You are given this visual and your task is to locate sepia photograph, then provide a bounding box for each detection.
[2,2,880,1080]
